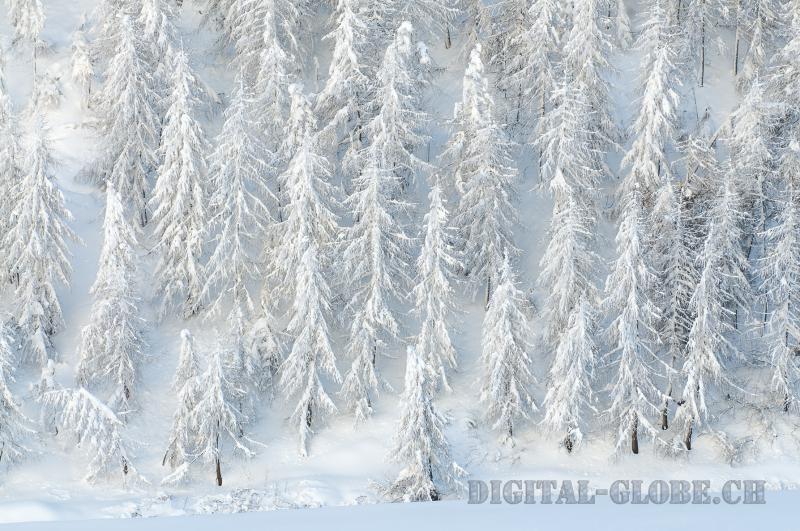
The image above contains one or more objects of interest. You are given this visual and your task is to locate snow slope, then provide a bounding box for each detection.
[0,0,799,526]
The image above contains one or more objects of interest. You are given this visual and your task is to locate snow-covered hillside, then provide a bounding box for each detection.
[1,0,800,526]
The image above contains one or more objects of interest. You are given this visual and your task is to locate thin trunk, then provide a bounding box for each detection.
[631,414,639,454]
[733,0,742,76]
[564,431,574,453]
[215,430,222,486]
[445,26,452,49]
[485,275,492,309]
[699,20,706,87]
[684,418,693,450]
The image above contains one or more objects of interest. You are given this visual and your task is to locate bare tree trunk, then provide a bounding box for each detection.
[700,20,706,87]
[631,414,639,454]
[216,458,222,486]
[564,432,574,453]
[684,418,694,450]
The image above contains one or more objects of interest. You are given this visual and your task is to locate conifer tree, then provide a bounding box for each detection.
[445,44,519,306]
[71,25,94,109]
[413,182,459,392]
[760,142,800,412]
[537,82,600,345]
[76,185,143,412]
[151,49,210,319]
[341,147,412,423]
[5,118,76,366]
[273,87,342,455]
[677,171,751,450]
[386,346,463,502]
[0,323,31,468]
[363,21,430,193]
[192,346,255,486]
[542,297,596,451]
[94,15,160,227]
[480,257,535,440]
[619,0,679,202]
[162,330,201,485]
[43,388,139,483]
[8,0,45,49]
[316,0,373,157]
[203,76,274,322]
[604,188,662,455]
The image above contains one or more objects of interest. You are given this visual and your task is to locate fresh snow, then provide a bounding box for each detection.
[1,0,800,527]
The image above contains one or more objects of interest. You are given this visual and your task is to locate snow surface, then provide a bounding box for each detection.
[0,0,799,527]
[0,495,794,530]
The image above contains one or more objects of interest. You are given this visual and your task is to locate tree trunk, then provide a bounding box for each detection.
[445,26,452,49]
[564,432,574,453]
[733,0,742,76]
[684,419,693,451]
[699,20,706,87]
[215,457,222,486]
[631,415,639,454]
[485,275,492,310]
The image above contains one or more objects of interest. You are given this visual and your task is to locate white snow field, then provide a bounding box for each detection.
[0,494,795,530]
[2,0,800,528]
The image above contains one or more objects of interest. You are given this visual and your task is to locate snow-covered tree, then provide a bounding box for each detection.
[0,323,31,468]
[203,76,274,322]
[683,0,730,86]
[162,330,201,485]
[618,0,679,202]
[316,0,373,157]
[43,387,139,483]
[726,79,774,239]
[71,25,93,109]
[413,182,459,393]
[445,44,519,305]
[736,0,781,91]
[362,21,430,193]
[389,0,453,43]
[480,257,535,440]
[604,188,662,455]
[650,178,699,430]
[4,118,76,366]
[386,346,463,502]
[541,297,596,451]
[562,0,618,149]
[537,82,600,345]
[0,54,22,272]
[75,185,142,412]
[7,0,45,49]
[341,147,413,423]
[676,170,751,450]
[270,88,342,455]
[231,0,302,83]
[498,0,560,132]
[94,15,160,227]
[151,49,210,319]
[759,142,800,412]
[253,7,297,159]
[191,346,255,486]
[139,0,178,62]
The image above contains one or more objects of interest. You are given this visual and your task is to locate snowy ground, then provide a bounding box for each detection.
[0,494,795,530]
[1,0,799,528]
